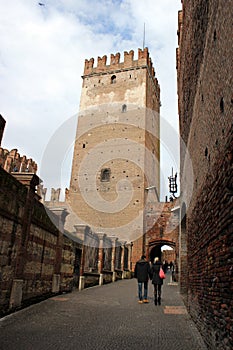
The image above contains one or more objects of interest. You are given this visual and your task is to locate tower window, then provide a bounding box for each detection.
[213,30,217,41]
[122,104,127,113]
[83,143,86,148]
[111,75,116,84]
[220,97,224,113]
[101,168,111,182]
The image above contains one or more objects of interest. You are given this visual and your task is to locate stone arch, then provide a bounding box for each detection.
[149,239,176,263]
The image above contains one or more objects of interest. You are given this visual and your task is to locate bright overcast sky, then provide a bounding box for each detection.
[0,0,181,201]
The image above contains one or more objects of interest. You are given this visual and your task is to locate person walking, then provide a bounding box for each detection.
[151,257,165,305]
[134,255,151,304]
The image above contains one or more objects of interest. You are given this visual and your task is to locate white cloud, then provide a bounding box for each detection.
[0,0,181,200]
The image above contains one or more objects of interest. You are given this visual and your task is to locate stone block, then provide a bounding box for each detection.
[9,279,23,309]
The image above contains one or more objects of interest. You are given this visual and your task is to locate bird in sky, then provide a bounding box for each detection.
[38,2,45,6]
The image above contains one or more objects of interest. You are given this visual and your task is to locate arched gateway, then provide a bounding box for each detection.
[149,239,176,263]
[134,200,181,281]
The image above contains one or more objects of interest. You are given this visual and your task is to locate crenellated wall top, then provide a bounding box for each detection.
[0,147,37,174]
[83,47,156,79]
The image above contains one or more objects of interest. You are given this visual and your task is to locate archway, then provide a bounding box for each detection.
[149,239,176,263]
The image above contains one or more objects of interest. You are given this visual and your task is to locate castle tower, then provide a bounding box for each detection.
[69,48,160,249]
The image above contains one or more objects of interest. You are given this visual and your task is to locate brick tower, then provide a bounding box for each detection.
[69,48,160,254]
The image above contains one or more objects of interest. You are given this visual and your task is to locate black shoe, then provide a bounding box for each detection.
[158,298,161,305]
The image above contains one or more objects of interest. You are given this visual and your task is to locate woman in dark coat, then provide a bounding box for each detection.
[150,257,164,305]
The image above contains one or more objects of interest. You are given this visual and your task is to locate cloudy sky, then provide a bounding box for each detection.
[0,0,181,201]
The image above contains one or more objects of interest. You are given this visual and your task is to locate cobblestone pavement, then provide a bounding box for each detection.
[0,271,207,350]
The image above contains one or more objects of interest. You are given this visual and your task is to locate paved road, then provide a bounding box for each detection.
[0,272,207,350]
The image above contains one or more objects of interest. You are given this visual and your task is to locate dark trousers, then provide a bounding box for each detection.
[153,284,162,300]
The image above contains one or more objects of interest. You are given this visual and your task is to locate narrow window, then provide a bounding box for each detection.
[220,97,224,113]
[101,168,111,182]
[213,30,217,41]
[122,104,127,113]
[83,143,86,148]
[111,75,116,84]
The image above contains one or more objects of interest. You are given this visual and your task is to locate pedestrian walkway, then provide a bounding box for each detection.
[0,271,207,350]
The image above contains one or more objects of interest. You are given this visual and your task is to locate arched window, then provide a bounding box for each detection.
[101,168,110,182]
[122,104,127,113]
[111,75,116,84]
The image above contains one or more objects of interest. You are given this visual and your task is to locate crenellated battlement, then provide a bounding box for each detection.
[83,47,156,80]
[0,147,37,174]
[110,52,120,65]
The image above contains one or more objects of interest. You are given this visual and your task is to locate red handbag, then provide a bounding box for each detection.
[159,267,165,279]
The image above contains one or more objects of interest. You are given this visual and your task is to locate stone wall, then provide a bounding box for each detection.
[0,167,133,316]
[0,167,75,316]
[177,1,233,349]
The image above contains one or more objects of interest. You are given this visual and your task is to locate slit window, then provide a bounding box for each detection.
[122,104,127,113]
[220,97,224,113]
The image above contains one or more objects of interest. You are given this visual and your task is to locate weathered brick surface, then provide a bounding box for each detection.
[131,201,179,269]
[0,167,75,315]
[0,147,37,173]
[177,1,233,349]
[69,48,160,245]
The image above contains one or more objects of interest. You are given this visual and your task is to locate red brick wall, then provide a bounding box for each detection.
[131,201,179,270]
[177,1,233,348]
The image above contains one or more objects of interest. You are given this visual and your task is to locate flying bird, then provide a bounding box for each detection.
[38,2,45,6]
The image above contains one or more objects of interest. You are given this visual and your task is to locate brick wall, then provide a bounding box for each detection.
[131,201,179,270]
[0,167,75,316]
[0,147,37,173]
[177,1,233,349]
[69,48,160,246]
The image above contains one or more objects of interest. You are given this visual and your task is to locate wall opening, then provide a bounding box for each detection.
[122,104,127,113]
[101,168,111,182]
[220,97,224,113]
[111,75,116,84]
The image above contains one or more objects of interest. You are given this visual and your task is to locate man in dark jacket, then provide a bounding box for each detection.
[134,255,151,303]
